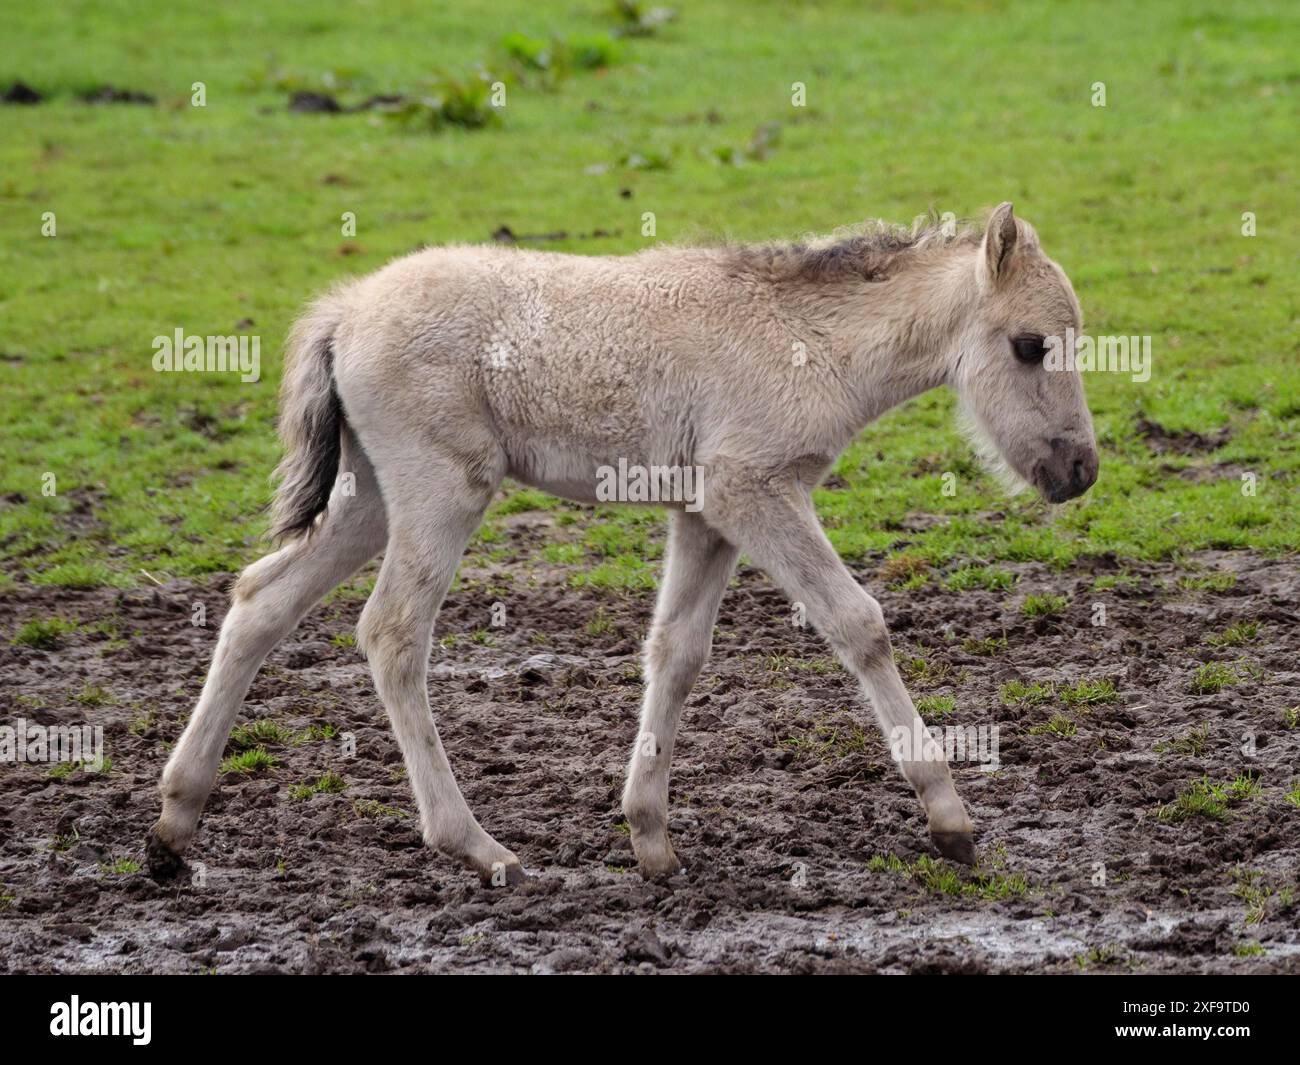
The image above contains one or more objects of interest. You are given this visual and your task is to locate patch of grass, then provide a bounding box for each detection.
[879,552,929,583]
[1206,621,1261,648]
[1190,661,1241,694]
[999,680,1055,708]
[50,827,80,853]
[1231,870,1288,925]
[1092,572,1140,592]
[1029,714,1077,739]
[1233,941,1266,958]
[869,853,1027,901]
[1179,572,1237,593]
[585,609,616,637]
[1284,706,1299,730]
[219,746,278,775]
[100,858,141,876]
[1022,593,1068,618]
[290,771,347,801]
[351,798,409,819]
[1060,677,1119,707]
[227,718,295,751]
[961,634,1007,656]
[330,631,357,649]
[48,757,112,779]
[295,722,338,743]
[915,694,956,719]
[898,653,953,686]
[1284,782,1300,809]
[1157,775,1259,824]
[780,721,873,764]
[944,566,1015,592]
[11,616,78,649]
[1155,722,1210,757]
[72,682,114,707]
[385,70,502,131]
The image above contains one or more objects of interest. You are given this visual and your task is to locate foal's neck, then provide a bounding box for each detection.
[802,249,978,432]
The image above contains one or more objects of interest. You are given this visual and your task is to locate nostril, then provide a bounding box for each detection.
[1072,458,1086,488]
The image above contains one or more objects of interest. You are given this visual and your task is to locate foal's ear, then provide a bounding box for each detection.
[979,201,1019,285]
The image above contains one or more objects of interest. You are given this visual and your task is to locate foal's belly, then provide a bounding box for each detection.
[505,439,617,506]
[505,439,694,510]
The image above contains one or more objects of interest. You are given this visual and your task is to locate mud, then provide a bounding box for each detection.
[2,530,1297,973]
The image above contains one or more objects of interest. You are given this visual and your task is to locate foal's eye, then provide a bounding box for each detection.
[1011,334,1048,363]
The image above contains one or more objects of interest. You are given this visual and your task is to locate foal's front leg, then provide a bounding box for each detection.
[706,477,976,864]
[623,511,739,877]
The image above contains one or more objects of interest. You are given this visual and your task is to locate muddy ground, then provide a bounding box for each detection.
[1,526,1298,973]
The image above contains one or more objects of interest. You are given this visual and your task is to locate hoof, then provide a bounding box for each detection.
[479,861,530,888]
[635,846,686,881]
[931,830,976,866]
[145,829,186,881]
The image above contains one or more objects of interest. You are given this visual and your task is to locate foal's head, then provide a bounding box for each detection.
[952,202,1099,503]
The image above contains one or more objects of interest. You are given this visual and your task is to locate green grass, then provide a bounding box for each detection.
[915,694,957,719]
[1000,680,1056,708]
[779,721,873,763]
[0,0,1296,585]
[1206,621,1261,648]
[1157,775,1259,823]
[1155,722,1211,756]
[10,616,78,648]
[868,853,1028,901]
[1022,593,1069,618]
[351,798,409,819]
[961,634,1007,656]
[290,771,347,800]
[1190,661,1242,693]
[1060,677,1119,707]
[218,746,278,775]
[1029,714,1078,739]
[227,718,295,751]
[944,566,1015,592]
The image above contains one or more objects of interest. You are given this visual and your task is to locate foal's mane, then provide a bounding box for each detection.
[722,212,983,284]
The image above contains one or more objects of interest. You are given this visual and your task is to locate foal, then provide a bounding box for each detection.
[148,202,1098,884]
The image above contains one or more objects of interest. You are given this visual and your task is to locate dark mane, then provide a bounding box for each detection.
[723,214,983,284]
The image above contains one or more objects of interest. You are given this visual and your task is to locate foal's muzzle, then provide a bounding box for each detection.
[1035,438,1099,503]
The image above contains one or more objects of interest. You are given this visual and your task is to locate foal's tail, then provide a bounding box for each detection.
[269,297,346,541]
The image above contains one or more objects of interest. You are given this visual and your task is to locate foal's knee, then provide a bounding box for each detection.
[644,621,710,694]
[821,590,892,671]
[357,601,427,688]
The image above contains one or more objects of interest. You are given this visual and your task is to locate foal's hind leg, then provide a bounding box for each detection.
[623,511,739,878]
[148,432,387,875]
[355,454,524,886]
[706,471,975,864]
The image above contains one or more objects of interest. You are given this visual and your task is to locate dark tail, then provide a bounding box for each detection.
[269,298,346,541]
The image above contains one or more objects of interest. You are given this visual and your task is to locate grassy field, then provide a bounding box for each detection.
[1,0,1296,593]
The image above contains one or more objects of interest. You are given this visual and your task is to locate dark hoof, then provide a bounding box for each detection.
[145,830,186,880]
[480,862,530,888]
[931,831,976,866]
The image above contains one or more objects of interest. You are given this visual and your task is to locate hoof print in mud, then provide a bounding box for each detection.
[930,832,977,866]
